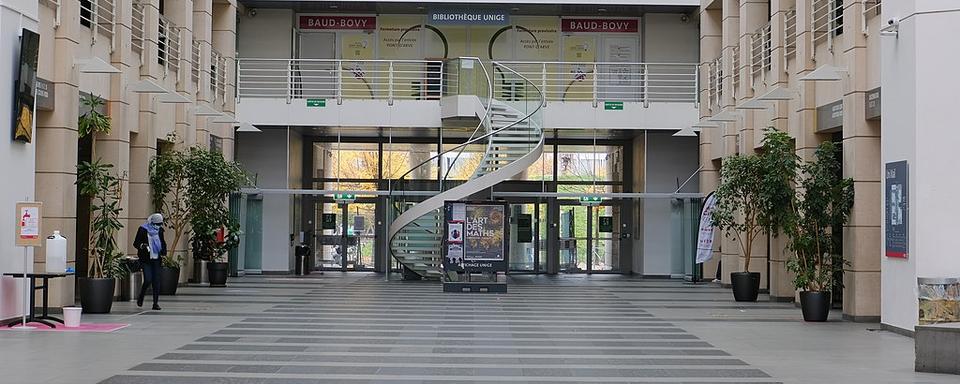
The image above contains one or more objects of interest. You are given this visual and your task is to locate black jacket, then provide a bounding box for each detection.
[133,226,167,263]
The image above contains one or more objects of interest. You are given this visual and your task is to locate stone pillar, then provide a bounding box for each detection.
[35,0,83,307]
[840,0,881,322]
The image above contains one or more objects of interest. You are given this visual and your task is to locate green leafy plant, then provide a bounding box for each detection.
[712,128,798,272]
[186,147,249,263]
[786,141,854,292]
[161,254,183,269]
[149,136,190,268]
[78,94,111,137]
[76,159,128,279]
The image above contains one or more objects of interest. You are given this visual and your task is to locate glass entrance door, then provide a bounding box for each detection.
[316,200,376,271]
[558,202,621,273]
[508,202,545,273]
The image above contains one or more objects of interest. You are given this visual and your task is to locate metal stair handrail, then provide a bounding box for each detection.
[388,61,546,277]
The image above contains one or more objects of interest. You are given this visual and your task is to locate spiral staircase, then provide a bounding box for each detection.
[388,61,545,279]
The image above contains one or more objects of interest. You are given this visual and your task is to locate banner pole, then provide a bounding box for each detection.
[12,246,35,330]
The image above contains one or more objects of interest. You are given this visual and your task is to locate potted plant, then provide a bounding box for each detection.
[185,147,248,287]
[76,159,127,313]
[712,128,797,302]
[76,94,127,313]
[159,255,182,295]
[149,138,190,294]
[786,141,854,321]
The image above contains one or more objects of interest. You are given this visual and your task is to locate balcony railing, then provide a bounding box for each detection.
[79,0,115,46]
[237,58,698,105]
[812,0,843,48]
[41,0,61,27]
[750,22,772,81]
[131,3,145,55]
[158,15,181,74]
[238,59,445,103]
[863,0,882,34]
[191,39,201,85]
[784,9,798,61]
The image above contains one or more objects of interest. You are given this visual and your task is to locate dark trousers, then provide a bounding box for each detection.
[139,258,161,305]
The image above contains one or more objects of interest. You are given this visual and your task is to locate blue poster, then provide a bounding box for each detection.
[885,161,908,258]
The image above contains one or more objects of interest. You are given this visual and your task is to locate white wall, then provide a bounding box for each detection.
[237,9,293,59]
[0,0,39,320]
[642,132,699,276]
[643,13,699,63]
[881,0,960,332]
[236,128,292,273]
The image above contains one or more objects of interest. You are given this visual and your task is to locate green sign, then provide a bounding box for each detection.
[598,216,614,233]
[604,101,623,110]
[307,98,326,107]
[334,193,355,201]
[579,196,603,205]
[321,213,337,230]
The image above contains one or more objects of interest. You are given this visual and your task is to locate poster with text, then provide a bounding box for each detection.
[885,161,908,258]
[15,201,42,247]
[464,205,505,261]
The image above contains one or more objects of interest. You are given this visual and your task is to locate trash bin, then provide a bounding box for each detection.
[918,277,960,324]
[294,244,311,276]
[119,259,142,302]
[63,307,82,327]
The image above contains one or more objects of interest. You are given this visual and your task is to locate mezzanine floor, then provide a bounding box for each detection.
[0,273,953,384]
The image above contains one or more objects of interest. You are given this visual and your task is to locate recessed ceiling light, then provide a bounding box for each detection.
[598,8,607,12]
[511,7,520,12]
[329,4,338,9]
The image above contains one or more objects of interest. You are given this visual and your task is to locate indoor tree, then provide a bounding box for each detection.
[185,147,248,263]
[148,137,190,269]
[711,128,797,300]
[76,160,127,279]
[786,141,854,320]
[75,95,126,313]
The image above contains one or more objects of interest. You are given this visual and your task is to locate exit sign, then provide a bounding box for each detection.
[604,101,623,110]
[579,196,603,206]
[307,98,326,107]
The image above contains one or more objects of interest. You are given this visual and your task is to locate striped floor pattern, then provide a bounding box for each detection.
[100,273,780,384]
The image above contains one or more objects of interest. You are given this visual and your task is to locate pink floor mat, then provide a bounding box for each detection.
[2,322,129,332]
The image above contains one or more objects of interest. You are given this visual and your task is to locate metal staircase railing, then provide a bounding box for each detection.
[388,60,545,278]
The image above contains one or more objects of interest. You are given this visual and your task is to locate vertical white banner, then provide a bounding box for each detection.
[695,193,718,264]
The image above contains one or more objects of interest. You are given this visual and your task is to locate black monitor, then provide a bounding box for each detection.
[12,28,40,143]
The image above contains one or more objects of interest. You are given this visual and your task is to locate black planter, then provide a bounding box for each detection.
[159,267,180,295]
[79,277,116,314]
[207,262,228,287]
[799,291,831,322]
[730,272,761,302]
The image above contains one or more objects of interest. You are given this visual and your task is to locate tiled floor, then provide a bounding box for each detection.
[0,273,955,383]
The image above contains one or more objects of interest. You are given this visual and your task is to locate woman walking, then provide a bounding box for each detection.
[134,213,167,310]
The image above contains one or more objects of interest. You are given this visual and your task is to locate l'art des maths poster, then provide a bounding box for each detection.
[464,205,505,261]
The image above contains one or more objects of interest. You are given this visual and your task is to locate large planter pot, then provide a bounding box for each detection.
[799,291,831,322]
[207,262,228,287]
[159,267,180,295]
[730,272,761,302]
[79,277,116,314]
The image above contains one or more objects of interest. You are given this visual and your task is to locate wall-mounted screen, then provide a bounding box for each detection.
[13,29,40,143]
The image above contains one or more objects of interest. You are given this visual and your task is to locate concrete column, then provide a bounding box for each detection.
[840,0,881,322]
[34,0,83,307]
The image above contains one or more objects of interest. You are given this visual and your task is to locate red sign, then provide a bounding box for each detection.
[562,18,638,33]
[299,15,376,30]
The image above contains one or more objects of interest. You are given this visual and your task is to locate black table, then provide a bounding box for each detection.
[3,272,73,328]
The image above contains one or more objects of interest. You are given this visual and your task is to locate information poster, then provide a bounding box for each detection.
[15,201,42,247]
[464,205,505,261]
[885,161,908,258]
[443,201,509,272]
